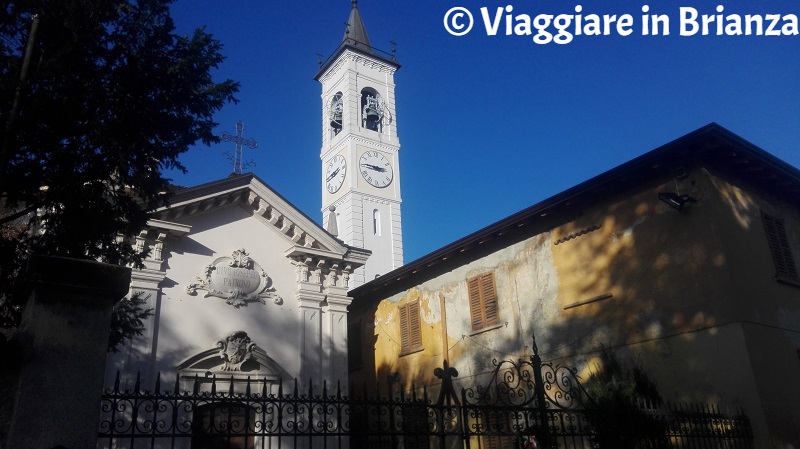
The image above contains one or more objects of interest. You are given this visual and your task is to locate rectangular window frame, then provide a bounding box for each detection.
[467,272,501,333]
[399,301,423,356]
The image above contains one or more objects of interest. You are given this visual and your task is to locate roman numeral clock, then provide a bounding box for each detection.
[359,151,393,188]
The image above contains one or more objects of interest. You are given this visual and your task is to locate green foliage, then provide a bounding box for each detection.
[584,349,667,449]
[0,0,238,346]
[108,293,153,353]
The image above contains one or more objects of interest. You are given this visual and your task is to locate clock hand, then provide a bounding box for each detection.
[361,163,387,173]
[326,167,340,182]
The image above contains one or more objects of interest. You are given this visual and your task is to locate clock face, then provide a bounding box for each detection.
[359,151,393,188]
[325,154,347,194]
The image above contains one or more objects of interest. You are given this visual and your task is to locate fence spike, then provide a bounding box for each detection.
[174,372,180,395]
[337,379,342,399]
[211,375,217,396]
[134,371,141,394]
[193,373,200,395]
[154,372,161,394]
[323,379,328,398]
[113,370,121,393]
[293,378,299,397]
[229,375,235,397]
[246,376,252,396]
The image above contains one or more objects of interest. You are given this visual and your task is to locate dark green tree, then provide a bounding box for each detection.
[584,349,667,449]
[0,0,238,345]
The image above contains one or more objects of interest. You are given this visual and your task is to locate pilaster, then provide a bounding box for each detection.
[295,258,326,387]
[322,263,354,388]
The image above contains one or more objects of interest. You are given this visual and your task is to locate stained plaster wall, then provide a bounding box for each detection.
[351,165,800,448]
[106,204,306,389]
[702,170,800,448]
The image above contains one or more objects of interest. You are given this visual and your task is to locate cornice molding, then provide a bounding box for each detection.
[328,134,399,155]
[318,50,398,84]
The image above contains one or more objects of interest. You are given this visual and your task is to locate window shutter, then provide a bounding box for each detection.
[468,277,483,329]
[408,301,422,350]
[399,301,423,354]
[467,272,500,331]
[763,213,799,284]
[481,274,500,326]
[399,304,410,351]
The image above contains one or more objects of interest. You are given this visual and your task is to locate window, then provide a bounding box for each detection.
[762,213,799,286]
[399,301,423,354]
[468,273,500,332]
[373,209,381,236]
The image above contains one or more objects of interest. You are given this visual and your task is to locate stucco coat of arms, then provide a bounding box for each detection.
[217,331,256,371]
[186,248,282,307]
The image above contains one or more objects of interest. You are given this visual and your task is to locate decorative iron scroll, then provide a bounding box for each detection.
[99,336,754,449]
[185,248,282,307]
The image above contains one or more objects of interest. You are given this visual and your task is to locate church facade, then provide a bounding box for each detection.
[348,124,800,449]
[104,2,401,396]
[104,174,369,392]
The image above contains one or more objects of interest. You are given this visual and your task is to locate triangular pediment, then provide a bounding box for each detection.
[150,174,369,268]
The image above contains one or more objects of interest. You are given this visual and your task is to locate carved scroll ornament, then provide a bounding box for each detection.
[185,248,283,307]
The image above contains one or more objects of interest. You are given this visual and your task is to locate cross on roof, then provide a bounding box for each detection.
[220,120,258,175]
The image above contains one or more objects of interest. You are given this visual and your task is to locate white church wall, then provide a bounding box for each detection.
[155,204,302,380]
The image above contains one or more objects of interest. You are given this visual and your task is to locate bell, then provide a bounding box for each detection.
[364,108,380,122]
[330,114,342,131]
[330,95,343,130]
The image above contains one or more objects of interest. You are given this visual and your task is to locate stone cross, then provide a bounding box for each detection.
[220,120,258,175]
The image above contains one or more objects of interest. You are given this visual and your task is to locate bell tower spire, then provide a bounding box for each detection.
[343,0,372,49]
[316,3,403,288]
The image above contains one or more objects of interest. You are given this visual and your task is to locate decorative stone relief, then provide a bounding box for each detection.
[185,248,283,307]
[216,331,256,371]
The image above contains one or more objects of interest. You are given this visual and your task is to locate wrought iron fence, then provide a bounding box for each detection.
[98,348,753,449]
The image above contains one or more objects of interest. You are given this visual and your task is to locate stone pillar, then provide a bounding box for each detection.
[322,263,353,389]
[297,258,325,388]
[5,256,130,449]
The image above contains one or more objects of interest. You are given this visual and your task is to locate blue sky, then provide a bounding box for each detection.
[167,0,800,263]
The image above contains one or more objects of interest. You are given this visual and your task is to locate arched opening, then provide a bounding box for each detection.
[360,87,383,132]
[373,209,381,236]
[329,92,343,137]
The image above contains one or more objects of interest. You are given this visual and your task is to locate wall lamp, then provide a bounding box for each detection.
[659,192,696,211]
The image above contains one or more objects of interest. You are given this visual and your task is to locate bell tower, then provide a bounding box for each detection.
[316,1,403,288]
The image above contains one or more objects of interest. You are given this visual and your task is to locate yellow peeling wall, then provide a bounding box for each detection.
[349,165,800,448]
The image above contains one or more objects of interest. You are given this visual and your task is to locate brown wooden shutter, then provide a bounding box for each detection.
[481,273,500,326]
[468,276,484,329]
[399,303,410,352]
[408,301,422,350]
[399,301,422,354]
[468,272,500,331]
[763,213,799,283]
